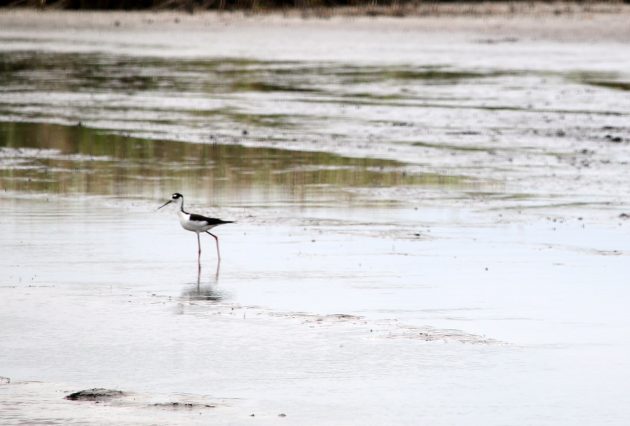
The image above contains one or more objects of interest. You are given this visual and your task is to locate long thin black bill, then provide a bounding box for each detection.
[157,200,172,210]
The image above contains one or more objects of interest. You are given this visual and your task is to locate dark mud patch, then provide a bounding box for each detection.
[333,67,510,84]
[474,37,519,44]
[572,71,630,92]
[65,388,126,401]
[604,134,625,143]
[585,80,630,92]
[230,81,322,94]
[152,402,216,410]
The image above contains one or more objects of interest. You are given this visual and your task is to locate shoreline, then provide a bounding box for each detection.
[2,3,630,42]
[1,1,629,16]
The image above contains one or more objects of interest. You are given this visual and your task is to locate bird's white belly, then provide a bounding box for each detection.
[178,212,210,233]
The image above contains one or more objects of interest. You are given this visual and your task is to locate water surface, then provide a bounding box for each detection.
[1,18,630,426]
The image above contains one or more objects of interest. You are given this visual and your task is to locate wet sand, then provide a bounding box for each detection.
[2,8,630,425]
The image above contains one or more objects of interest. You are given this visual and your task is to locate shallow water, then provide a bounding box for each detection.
[1,16,630,425]
[1,36,630,214]
[0,121,460,204]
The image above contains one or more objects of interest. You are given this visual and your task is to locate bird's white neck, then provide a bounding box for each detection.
[174,197,185,212]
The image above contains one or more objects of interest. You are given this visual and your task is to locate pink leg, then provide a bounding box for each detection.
[197,233,201,263]
[206,231,221,262]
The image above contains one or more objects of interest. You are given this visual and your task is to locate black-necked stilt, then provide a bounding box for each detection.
[158,193,233,262]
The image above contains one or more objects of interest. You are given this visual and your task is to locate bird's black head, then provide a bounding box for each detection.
[158,193,184,210]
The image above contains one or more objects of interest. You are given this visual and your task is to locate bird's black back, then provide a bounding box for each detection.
[189,213,234,226]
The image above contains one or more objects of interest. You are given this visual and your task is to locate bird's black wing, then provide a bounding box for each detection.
[189,213,234,226]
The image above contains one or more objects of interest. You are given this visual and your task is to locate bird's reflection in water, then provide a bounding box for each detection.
[181,262,226,302]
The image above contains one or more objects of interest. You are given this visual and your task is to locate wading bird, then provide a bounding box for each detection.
[158,193,233,262]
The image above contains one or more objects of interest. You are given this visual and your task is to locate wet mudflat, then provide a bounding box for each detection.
[2,11,630,425]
